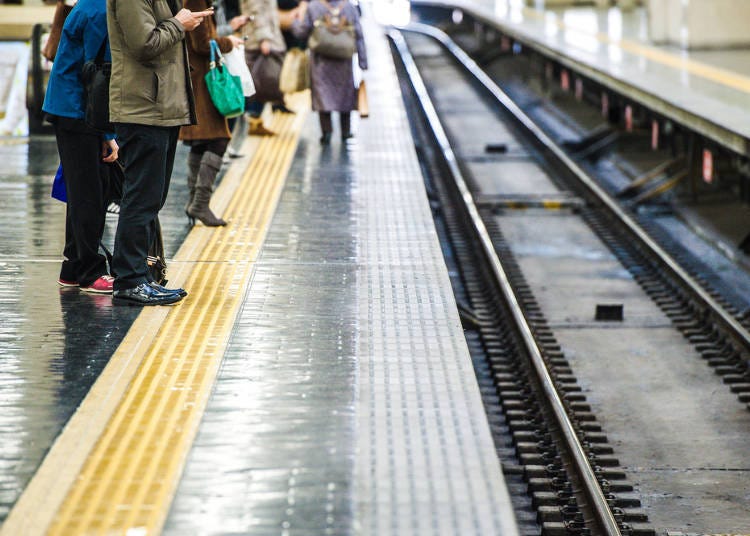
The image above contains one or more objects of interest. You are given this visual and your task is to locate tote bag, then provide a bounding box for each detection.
[279,48,310,94]
[51,163,66,202]
[357,80,368,118]
[223,46,256,98]
[205,40,245,117]
[248,50,284,103]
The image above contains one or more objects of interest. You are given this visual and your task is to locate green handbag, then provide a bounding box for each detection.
[205,40,244,118]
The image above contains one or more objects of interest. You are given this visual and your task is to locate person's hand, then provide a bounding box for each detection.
[229,15,250,31]
[102,139,119,163]
[175,8,214,32]
[260,40,271,55]
[229,35,244,48]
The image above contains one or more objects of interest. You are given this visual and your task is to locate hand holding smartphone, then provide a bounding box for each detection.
[175,8,215,31]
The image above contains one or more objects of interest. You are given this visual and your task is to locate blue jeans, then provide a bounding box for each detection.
[245,97,263,118]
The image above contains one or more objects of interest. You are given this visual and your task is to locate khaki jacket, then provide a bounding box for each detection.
[241,0,286,52]
[107,0,196,126]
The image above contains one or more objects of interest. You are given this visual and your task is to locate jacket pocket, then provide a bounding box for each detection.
[119,65,158,119]
[154,64,188,120]
[152,72,159,103]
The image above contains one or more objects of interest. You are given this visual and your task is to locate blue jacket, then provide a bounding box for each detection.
[42,0,110,125]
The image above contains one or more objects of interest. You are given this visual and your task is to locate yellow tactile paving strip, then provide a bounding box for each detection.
[0,99,307,536]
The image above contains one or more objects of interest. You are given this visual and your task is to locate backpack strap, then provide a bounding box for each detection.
[320,0,346,15]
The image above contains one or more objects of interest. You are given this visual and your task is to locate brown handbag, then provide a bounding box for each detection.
[42,1,74,62]
[247,50,284,103]
[357,80,368,118]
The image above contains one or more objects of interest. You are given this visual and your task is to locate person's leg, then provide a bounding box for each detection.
[112,124,175,291]
[55,124,78,285]
[272,100,295,114]
[246,98,275,136]
[58,204,78,285]
[319,111,332,144]
[188,138,229,227]
[226,113,246,157]
[161,126,180,211]
[54,121,108,287]
[340,112,352,140]
[186,146,203,216]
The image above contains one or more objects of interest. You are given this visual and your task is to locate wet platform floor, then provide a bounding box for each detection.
[0,134,193,523]
[0,16,518,532]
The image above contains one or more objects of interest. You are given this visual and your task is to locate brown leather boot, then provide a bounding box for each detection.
[187,151,227,227]
[248,117,276,136]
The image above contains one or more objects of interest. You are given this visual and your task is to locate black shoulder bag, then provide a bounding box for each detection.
[81,36,114,132]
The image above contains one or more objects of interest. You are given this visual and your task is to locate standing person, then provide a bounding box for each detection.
[107,0,213,306]
[43,0,118,294]
[278,0,307,50]
[41,0,78,62]
[293,0,367,144]
[180,0,244,227]
[210,0,248,158]
[242,0,287,135]
[271,0,304,114]
[213,0,250,37]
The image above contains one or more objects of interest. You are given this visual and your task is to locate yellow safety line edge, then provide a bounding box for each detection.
[0,97,308,536]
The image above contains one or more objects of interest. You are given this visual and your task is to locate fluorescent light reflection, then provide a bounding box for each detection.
[371,0,410,27]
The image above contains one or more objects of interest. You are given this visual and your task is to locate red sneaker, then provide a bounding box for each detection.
[81,275,114,294]
[57,278,79,287]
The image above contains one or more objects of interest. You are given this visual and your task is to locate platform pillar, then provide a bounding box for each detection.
[648,0,750,48]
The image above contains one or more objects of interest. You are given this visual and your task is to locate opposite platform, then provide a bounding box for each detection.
[419,0,750,157]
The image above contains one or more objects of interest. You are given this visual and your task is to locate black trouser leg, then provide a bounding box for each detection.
[340,112,351,138]
[112,123,179,291]
[54,122,108,286]
[319,112,333,134]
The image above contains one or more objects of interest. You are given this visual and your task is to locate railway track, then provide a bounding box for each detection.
[389,20,750,536]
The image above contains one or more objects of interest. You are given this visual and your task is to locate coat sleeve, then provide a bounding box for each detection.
[351,7,366,70]
[81,11,109,63]
[184,0,234,55]
[245,0,275,43]
[113,0,186,62]
[291,3,312,40]
[215,35,234,54]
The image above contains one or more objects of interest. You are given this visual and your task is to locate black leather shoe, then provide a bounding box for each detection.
[113,282,184,306]
[148,281,187,297]
[272,103,295,114]
[319,132,332,145]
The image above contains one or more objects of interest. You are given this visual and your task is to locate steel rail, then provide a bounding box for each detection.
[388,28,623,536]
[402,21,750,352]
